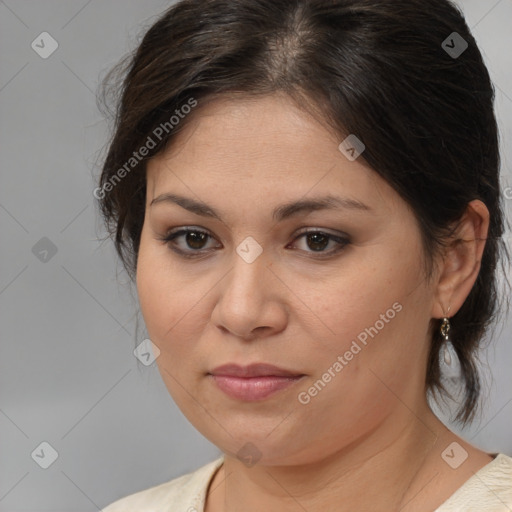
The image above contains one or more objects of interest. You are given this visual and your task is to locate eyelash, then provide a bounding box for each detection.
[156,227,350,259]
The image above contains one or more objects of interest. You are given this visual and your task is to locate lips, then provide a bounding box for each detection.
[208,363,305,401]
[209,363,303,378]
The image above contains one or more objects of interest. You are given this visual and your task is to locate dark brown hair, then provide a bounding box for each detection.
[96,0,511,425]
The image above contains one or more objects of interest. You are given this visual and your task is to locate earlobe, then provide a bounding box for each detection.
[431,199,490,319]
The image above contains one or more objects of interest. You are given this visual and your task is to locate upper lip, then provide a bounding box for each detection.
[209,363,304,378]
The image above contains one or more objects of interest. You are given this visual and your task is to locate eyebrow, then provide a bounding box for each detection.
[150,193,373,222]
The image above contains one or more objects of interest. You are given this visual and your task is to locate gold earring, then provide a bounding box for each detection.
[439,306,459,380]
[440,315,452,365]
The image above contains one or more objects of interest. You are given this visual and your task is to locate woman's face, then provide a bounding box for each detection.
[136,94,439,465]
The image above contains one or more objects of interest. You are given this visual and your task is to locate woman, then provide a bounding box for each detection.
[98,0,512,510]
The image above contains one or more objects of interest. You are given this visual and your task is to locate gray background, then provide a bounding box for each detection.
[0,1,511,510]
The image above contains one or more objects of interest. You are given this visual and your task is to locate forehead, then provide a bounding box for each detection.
[145,94,398,216]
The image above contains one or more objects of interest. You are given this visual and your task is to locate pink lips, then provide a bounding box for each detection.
[208,363,305,401]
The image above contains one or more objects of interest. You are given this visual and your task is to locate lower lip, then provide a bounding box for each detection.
[210,375,304,401]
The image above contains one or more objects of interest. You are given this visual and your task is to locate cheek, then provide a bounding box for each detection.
[136,255,167,334]
[136,246,211,421]
[305,250,428,394]
[307,266,406,353]
[136,241,211,366]
[136,241,185,342]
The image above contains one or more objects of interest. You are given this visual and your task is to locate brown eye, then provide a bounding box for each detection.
[289,229,350,257]
[305,232,330,251]
[183,230,209,250]
[159,228,220,258]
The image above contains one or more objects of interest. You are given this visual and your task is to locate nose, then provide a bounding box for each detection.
[210,245,288,341]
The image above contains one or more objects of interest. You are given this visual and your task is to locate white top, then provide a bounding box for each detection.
[102,453,512,511]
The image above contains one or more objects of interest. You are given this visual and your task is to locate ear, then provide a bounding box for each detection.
[431,199,490,319]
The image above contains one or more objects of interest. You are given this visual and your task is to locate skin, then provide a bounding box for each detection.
[136,93,492,511]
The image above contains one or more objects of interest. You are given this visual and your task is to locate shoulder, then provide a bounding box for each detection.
[101,456,224,512]
[436,453,512,511]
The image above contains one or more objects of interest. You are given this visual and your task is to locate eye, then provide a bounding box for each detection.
[288,229,350,257]
[157,227,220,258]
